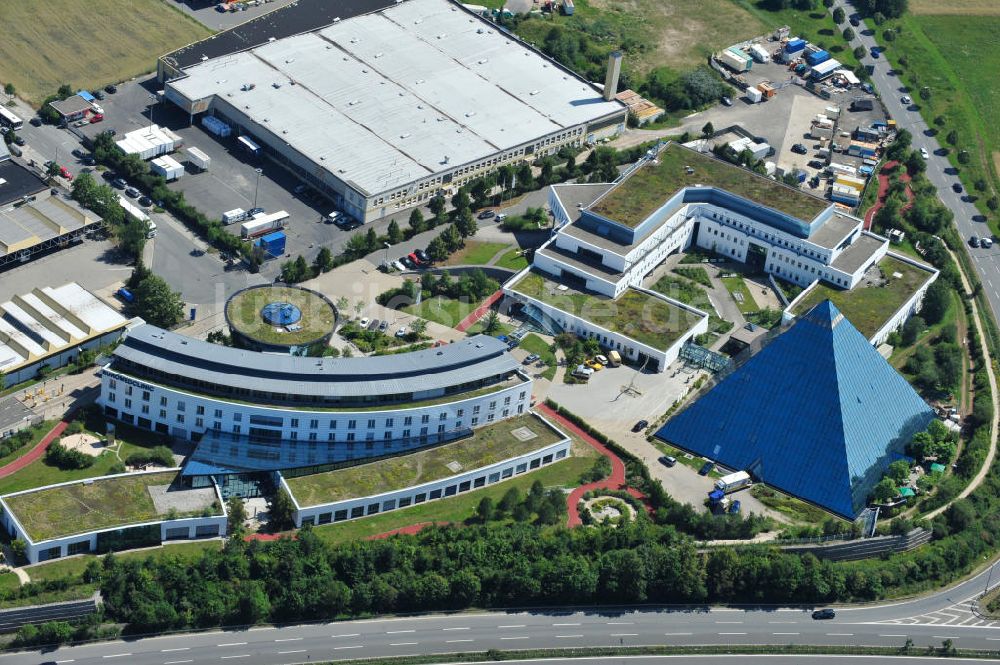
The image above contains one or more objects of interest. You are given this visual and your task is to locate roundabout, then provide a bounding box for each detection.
[225,285,337,354]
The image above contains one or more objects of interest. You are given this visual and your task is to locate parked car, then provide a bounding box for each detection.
[378,320,388,332]
[699,461,715,476]
[721,96,732,106]
[728,499,741,514]
[59,167,73,181]
[595,354,609,366]
[104,84,118,94]
[970,235,980,248]
[81,155,95,166]
[901,95,912,105]
[523,353,540,365]
[920,147,929,159]
[90,113,104,123]
[359,317,370,328]
[812,608,836,620]
[953,182,963,193]
[72,148,86,159]
[13,135,24,146]
[73,119,89,128]
[29,116,42,127]
[658,456,677,468]
[400,255,416,270]
[870,47,880,58]
[632,420,649,433]
[791,143,808,154]
[850,15,860,26]
[477,209,495,220]
[983,237,994,249]
[102,170,117,181]
[93,90,105,101]
[585,359,603,371]
[138,196,153,208]
[248,207,265,217]
[414,248,431,264]
[392,260,406,272]
[125,186,140,198]
[112,178,127,190]
[407,252,425,267]
[395,325,408,338]
[293,184,308,195]
[368,318,381,331]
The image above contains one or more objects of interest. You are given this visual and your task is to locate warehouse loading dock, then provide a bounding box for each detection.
[0,186,103,270]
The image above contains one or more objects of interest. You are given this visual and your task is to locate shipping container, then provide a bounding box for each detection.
[256,231,286,258]
[746,86,763,103]
[241,210,289,239]
[810,58,842,80]
[186,146,211,171]
[828,162,858,177]
[836,174,866,190]
[825,106,841,119]
[237,135,262,156]
[811,124,834,140]
[831,184,861,205]
[785,38,806,54]
[151,155,184,181]
[720,48,751,73]
[805,50,829,66]
[749,43,771,63]
[847,141,877,158]
[117,195,149,224]
[202,115,232,138]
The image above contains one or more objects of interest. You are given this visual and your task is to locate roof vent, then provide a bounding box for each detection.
[478,58,488,64]
[272,82,281,88]
[477,28,484,34]
[333,16,341,22]
[400,133,410,138]
[465,111,476,117]
[285,58,294,64]
[374,52,384,58]
[268,37,276,42]
[530,90,540,95]
[200,55,209,62]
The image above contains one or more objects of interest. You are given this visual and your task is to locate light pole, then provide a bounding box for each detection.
[252,168,263,209]
[148,94,156,130]
[383,241,391,267]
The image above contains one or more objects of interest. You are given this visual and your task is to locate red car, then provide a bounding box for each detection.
[407,252,425,267]
[59,167,73,181]
[89,113,104,123]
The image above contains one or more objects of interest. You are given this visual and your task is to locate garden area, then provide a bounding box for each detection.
[519,333,558,381]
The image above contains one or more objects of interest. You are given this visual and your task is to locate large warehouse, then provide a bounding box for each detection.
[161,0,627,223]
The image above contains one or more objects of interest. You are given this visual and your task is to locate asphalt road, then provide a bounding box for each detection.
[7,559,1000,664]
[834,1,1000,323]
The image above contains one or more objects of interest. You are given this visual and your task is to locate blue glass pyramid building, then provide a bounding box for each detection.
[655,300,934,518]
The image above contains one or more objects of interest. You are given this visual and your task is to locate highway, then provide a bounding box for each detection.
[834,0,1000,323]
[4,559,1000,664]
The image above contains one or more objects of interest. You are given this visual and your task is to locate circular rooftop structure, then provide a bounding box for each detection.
[225,285,336,354]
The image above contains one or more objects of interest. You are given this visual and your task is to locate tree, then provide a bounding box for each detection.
[883,28,896,42]
[701,122,714,138]
[427,236,449,262]
[442,224,464,252]
[117,219,148,261]
[133,273,184,328]
[387,220,403,245]
[410,318,428,337]
[886,460,911,485]
[539,159,555,186]
[227,496,248,538]
[454,207,477,238]
[9,539,25,563]
[3,82,14,100]
[267,487,296,531]
[920,280,949,325]
[481,309,501,335]
[428,195,446,221]
[988,197,999,212]
[514,162,534,192]
[833,6,846,23]
[853,45,866,59]
[900,315,925,346]
[476,496,494,522]
[842,27,855,41]
[958,150,971,165]
[945,130,958,146]
[904,150,926,176]
[408,208,427,235]
[872,477,898,503]
[313,246,334,273]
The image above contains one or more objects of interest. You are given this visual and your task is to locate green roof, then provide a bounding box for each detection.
[226,286,335,346]
[509,269,704,350]
[790,255,936,338]
[4,472,221,541]
[285,413,567,507]
[589,143,829,228]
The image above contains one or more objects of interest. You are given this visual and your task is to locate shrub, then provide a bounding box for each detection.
[45,441,94,470]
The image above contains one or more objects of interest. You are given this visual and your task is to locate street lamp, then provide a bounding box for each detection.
[252,168,263,209]
[383,241,391,267]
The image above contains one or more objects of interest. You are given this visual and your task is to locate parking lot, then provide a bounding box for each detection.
[172,0,299,30]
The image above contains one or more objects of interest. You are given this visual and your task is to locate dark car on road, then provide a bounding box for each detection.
[138,196,153,208]
[29,116,42,127]
[791,143,808,154]
[632,420,649,432]
[415,248,431,264]
[104,84,118,94]
[368,318,381,331]
[658,456,677,467]
[850,15,860,26]
[378,320,388,333]
[970,235,981,248]
[112,178,127,189]
[13,135,24,146]
[699,461,715,476]
[72,148,86,159]
[953,183,963,193]
[477,209,495,220]
[400,255,416,270]
[812,608,836,620]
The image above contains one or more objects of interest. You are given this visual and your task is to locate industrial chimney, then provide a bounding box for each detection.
[603,51,622,102]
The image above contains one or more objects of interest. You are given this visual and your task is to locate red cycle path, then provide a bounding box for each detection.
[454,289,503,333]
[0,418,69,479]
[863,161,913,230]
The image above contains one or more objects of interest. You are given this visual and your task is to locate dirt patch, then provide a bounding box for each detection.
[910,0,1000,15]
[59,433,107,458]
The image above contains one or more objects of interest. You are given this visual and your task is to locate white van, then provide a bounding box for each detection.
[146,221,158,239]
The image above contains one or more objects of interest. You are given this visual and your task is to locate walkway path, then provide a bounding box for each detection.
[925,249,999,520]
[0,418,69,480]
[535,403,648,527]
[454,289,504,333]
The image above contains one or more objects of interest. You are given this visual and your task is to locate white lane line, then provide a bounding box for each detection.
[933,635,962,639]
[103,655,132,660]
[446,639,474,643]
[162,648,190,652]
[986,637,1000,641]
[332,633,360,638]
[553,622,581,626]
[221,656,250,660]
[664,632,693,636]
[826,633,854,636]
[275,637,302,642]
[164,660,192,665]
[607,621,634,625]
[442,627,470,631]
[715,621,743,624]
[55,661,76,664]
[390,642,418,647]
[718,632,747,636]
[334,645,364,650]
[498,624,525,629]
[501,636,530,640]
[773,632,800,636]
[556,634,583,638]
[278,649,307,655]
[387,629,415,634]
[880,634,909,637]
[611,633,638,637]
[218,642,248,647]
[768,621,798,624]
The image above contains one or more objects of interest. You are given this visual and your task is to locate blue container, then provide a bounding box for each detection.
[805,50,829,66]
[257,231,286,257]
[785,38,806,53]
[708,489,725,503]
[116,287,135,303]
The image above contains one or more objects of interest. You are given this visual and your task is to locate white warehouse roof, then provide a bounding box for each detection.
[167,0,624,195]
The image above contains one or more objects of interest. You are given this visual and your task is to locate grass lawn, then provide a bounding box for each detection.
[879,12,1000,229]
[511,269,705,350]
[590,144,829,228]
[721,276,761,314]
[0,1,211,105]
[403,296,479,329]
[791,256,936,338]
[651,440,722,477]
[4,471,190,542]
[0,420,58,469]
[515,0,767,76]
[26,539,222,584]
[496,248,531,272]
[312,439,599,546]
[226,286,335,346]
[442,241,509,266]
[751,484,831,525]
[649,275,732,336]
[464,319,513,337]
[286,413,565,507]
[519,333,557,381]
[0,573,19,594]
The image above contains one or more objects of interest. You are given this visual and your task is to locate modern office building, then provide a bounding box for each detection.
[656,300,935,519]
[503,142,935,370]
[98,325,533,495]
[160,0,627,223]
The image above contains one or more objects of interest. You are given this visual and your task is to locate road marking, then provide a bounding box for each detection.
[501,636,530,640]
[985,637,1000,641]
[387,629,415,634]
[218,642,247,647]
[103,655,132,659]
[278,649,307,655]
[607,621,634,625]
[164,660,192,664]
[446,639,474,643]
[499,624,525,628]
[611,633,638,637]
[826,633,854,636]
[773,632,800,636]
[768,621,798,624]
[161,648,189,652]
[556,634,583,638]
[718,632,747,636]
[275,637,302,642]
[664,632,693,636]
[442,627,470,631]
[55,661,75,664]
[933,635,961,639]
[332,633,360,638]
[334,645,364,650]
[715,621,743,624]
[221,656,250,660]
[880,634,909,637]
[390,642,418,646]
[553,622,581,626]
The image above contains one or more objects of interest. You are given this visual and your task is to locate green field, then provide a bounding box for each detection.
[404,295,479,329]
[0,1,211,105]
[312,438,600,546]
[442,241,509,266]
[4,471,191,541]
[286,413,563,507]
[25,539,221,583]
[496,248,531,272]
[721,276,761,314]
[226,286,335,346]
[519,333,557,381]
[512,269,704,351]
[880,12,1000,228]
[791,256,936,338]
